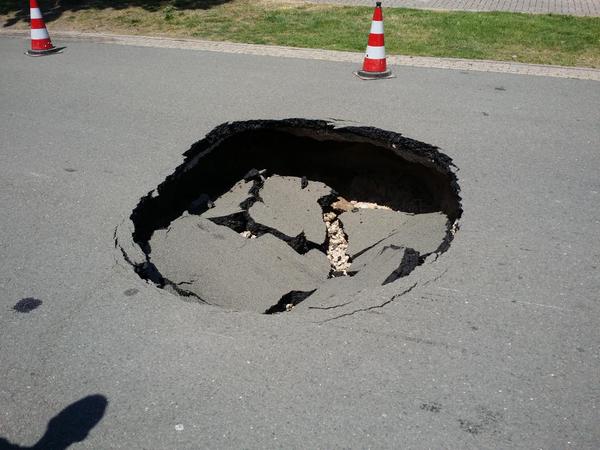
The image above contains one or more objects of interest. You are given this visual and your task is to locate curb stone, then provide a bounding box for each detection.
[2,30,599,81]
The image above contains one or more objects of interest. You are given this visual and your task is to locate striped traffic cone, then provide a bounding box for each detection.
[354,2,393,79]
[25,0,65,56]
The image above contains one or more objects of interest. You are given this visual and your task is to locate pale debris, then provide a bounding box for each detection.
[324,197,394,275]
[350,200,392,210]
[323,211,351,275]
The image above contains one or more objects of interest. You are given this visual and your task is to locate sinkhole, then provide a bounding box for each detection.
[116,119,462,314]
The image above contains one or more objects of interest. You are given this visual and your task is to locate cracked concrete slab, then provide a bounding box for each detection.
[199,179,253,219]
[304,248,332,275]
[293,246,419,313]
[354,245,420,286]
[293,276,362,311]
[248,176,331,244]
[340,208,413,256]
[150,215,329,312]
[351,212,450,260]
[293,271,421,322]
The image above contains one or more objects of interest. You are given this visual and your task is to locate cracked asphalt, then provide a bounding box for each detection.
[1,35,599,448]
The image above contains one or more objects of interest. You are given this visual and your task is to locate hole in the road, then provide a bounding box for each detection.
[117,119,462,314]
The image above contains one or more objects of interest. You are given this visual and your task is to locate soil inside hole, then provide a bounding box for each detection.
[122,119,462,314]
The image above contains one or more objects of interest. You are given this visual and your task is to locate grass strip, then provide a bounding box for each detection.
[1,0,599,67]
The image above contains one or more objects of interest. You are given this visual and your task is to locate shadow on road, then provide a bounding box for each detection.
[1,0,233,27]
[0,394,108,449]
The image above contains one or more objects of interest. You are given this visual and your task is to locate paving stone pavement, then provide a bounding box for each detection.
[301,0,600,16]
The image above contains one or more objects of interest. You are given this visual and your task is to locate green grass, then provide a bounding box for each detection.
[2,0,599,67]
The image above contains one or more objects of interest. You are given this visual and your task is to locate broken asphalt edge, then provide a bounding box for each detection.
[1,29,599,81]
[114,119,463,318]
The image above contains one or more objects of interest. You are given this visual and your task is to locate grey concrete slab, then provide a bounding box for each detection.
[293,246,419,314]
[341,209,420,256]
[199,179,252,218]
[150,215,328,312]
[0,36,599,449]
[346,211,450,258]
[353,245,419,284]
[248,175,330,244]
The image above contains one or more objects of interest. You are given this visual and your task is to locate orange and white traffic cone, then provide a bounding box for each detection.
[25,0,65,56]
[354,2,393,79]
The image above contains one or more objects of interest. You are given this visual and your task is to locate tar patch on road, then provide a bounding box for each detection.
[420,402,442,413]
[13,297,43,313]
[458,407,503,435]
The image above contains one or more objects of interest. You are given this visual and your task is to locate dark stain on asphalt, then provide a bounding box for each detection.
[420,402,442,413]
[458,407,502,435]
[13,297,43,313]
[124,288,139,297]
[482,112,489,116]
[459,418,484,434]
[64,168,77,173]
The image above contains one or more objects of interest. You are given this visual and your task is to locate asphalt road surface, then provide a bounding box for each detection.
[1,36,599,449]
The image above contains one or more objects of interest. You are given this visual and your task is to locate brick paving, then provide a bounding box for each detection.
[302,0,600,16]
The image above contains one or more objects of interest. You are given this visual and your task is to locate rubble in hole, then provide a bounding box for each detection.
[116,119,462,315]
[322,195,402,277]
[323,210,351,276]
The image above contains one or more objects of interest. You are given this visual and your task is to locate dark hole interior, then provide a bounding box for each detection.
[131,124,460,245]
[122,120,462,313]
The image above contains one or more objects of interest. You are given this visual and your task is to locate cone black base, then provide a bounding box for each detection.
[354,69,394,80]
[25,46,65,57]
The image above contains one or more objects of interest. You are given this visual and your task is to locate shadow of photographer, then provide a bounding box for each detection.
[0,394,108,449]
